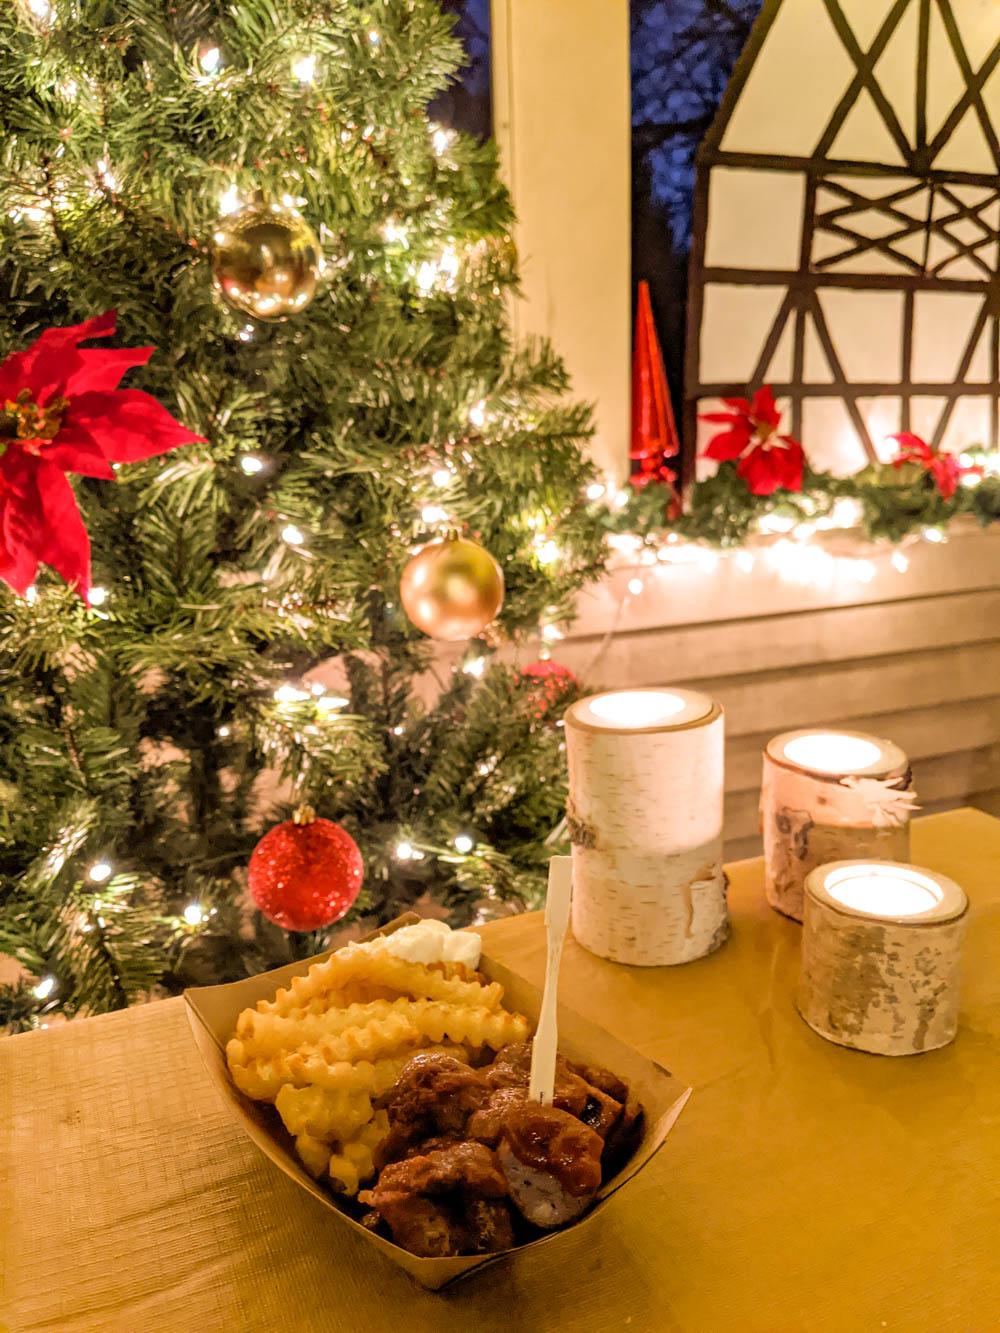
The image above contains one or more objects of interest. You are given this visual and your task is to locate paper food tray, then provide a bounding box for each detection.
[184,915,691,1290]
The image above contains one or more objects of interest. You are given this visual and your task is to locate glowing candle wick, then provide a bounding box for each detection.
[783,733,884,774]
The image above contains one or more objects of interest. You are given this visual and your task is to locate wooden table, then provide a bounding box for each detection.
[3,809,999,1333]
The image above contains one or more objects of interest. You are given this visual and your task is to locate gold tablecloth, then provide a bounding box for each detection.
[3,808,999,1333]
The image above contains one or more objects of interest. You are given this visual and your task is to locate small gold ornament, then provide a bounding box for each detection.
[212,202,320,320]
[399,536,504,641]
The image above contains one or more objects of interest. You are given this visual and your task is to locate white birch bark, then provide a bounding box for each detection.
[797,864,967,1056]
[565,697,726,965]
[761,734,916,922]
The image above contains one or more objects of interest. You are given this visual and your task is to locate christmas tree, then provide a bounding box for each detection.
[0,0,607,1030]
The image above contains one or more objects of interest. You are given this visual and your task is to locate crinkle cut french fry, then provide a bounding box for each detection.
[327,1111,390,1196]
[276,1084,374,1141]
[259,947,504,1017]
[235,996,415,1056]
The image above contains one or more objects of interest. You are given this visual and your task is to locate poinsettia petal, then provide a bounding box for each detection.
[721,396,753,414]
[31,459,90,597]
[62,389,205,463]
[62,344,155,396]
[0,312,117,404]
[772,440,805,492]
[0,494,40,595]
[736,443,783,495]
[751,385,781,428]
[39,425,117,479]
[889,432,932,461]
[703,425,751,461]
[698,411,742,424]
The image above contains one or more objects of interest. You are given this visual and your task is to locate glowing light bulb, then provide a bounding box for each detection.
[281,524,304,545]
[89,585,107,606]
[88,862,112,883]
[463,657,486,677]
[96,158,118,190]
[416,261,436,292]
[431,127,453,153]
[586,482,606,501]
[33,976,55,999]
[219,185,240,216]
[421,504,448,524]
[316,695,349,711]
[734,550,755,573]
[238,325,255,343]
[477,763,491,776]
[891,551,910,573]
[392,725,404,736]
[292,54,316,82]
[454,834,474,854]
[628,577,643,595]
[922,527,944,543]
[183,904,204,926]
[25,585,37,605]
[536,540,560,565]
[240,455,264,475]
[27,0,51,20]
[199,45,222,74]
[432,467,452,487]
[469,401,486,428]
[541,624,563,642]
[396,841,414,860]
[758,513,795,535]
[368,29,380,44]
[274,684,309,703]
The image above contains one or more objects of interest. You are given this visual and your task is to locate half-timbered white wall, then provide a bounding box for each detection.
[488,0,1000,856]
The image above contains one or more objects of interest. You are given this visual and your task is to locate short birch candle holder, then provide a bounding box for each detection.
[797,860,968,1056]
[761,729,917,922]
[564,687,726,966]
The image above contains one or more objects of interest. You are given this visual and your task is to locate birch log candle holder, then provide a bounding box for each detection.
[761,729,917,922]
[564,687,726,966]
[797,860,968,1056]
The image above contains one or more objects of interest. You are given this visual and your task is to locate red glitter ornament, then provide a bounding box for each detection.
[248,805,363,931]
[519,660,577,717]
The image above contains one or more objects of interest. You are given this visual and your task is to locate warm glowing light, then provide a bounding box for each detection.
[89,585,107,606]
[627,577,643,595]
[923,527,944,543]
[586,482,606,501]
[783,733,883,774]
[217,725,230,737]
[463,657,486,677]
[421,504,448,524]
[219,185,240,215]
[825,864,941,918]
[454,834,474,853]
[33,976,56,999]
[891,551,910,573]
[396,841,414,860]
[292,54,316,82]
[281,524,305,545]
[240,455,264,475]
[758,513,795,534]
[734,550,755,573]
[536,540,560,565]
[432,468,452,487]
[88,862,112,883]
[586,691,688,729]
[317,695,349,711]
[183,903,204,926]
[431,127,453,153]
[199,45,222,73]
[274,684,309,704]
[27,0,51,20]
[469,401,486,428]
[416,261,436,292]
[541,624,563,642]
[368,29,380,44]
[853,559,877,584]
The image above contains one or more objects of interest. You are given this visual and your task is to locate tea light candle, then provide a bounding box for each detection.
[797,860,968,1056]
[761,728,916,921]
[564,687,726,966]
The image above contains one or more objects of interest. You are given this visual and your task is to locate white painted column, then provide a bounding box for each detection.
[491,0,631,482]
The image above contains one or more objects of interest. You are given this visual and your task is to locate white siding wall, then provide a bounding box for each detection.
[542,525,1000,859]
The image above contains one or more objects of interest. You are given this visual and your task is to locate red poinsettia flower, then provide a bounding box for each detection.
[889,432,983,500]
[700,385,805,496]
[0,311,203,601]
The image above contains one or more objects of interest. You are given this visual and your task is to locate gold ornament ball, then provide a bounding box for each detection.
[212,202,320,320]
[399,536,505,641]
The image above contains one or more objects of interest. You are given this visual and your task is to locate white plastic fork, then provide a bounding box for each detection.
[528,856,573,1106]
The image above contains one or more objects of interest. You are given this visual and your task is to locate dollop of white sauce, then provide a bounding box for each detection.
[349,918,482,969]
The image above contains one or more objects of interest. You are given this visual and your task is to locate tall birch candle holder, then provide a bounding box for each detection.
[761,729,917,922]
[564,687,726,966]
[797,860,968,1056]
